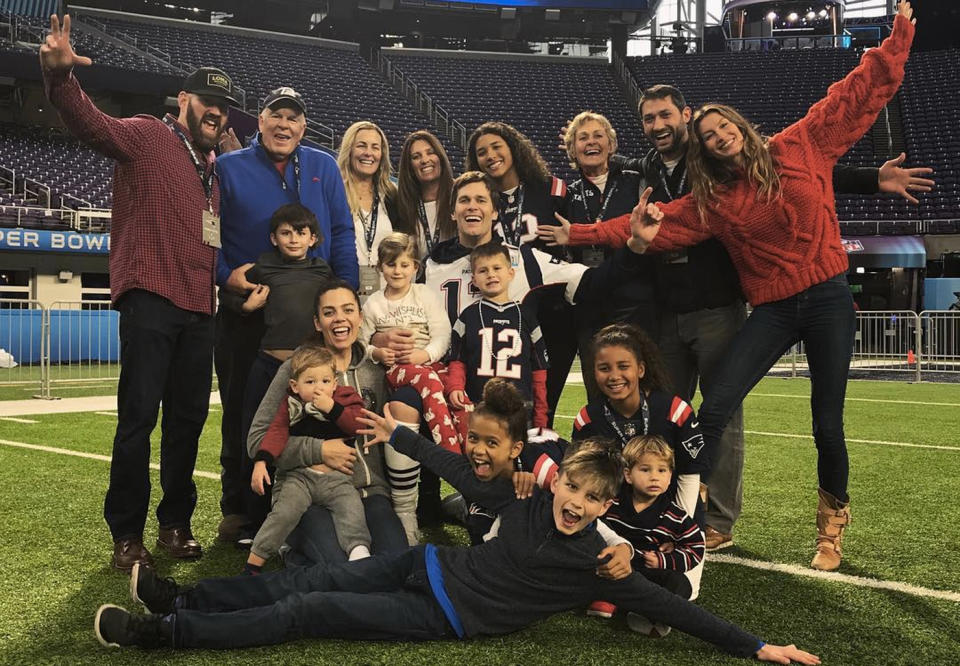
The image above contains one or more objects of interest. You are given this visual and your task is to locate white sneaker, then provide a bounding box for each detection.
[626,612,671,637]
[348,545,371,561]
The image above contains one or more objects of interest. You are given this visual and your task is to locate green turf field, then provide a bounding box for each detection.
[0,377,957,664]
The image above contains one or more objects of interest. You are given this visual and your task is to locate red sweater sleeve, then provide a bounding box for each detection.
[568,195,712,254]
[568,214,631,248]
[778,14,914,166]
[531,369,548,428]
[258,399,292,464]
[328,386,365,436]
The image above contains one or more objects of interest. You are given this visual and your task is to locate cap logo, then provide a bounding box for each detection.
[207,73,231,92]
[276,87,297,97]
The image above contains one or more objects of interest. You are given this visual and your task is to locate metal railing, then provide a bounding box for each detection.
[0,305,955,400]
[0,299,49,399]
[373,51,468,150]
[769,310,960,381]
[726,34,852,52]
[611,49,641,119]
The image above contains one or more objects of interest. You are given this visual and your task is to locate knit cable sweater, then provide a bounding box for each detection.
[567,15,914,306]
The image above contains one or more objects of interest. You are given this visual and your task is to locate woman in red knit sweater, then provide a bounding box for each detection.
[540,2,917,571]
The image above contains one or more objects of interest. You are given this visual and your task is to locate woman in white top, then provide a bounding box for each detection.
[394,130,457,261]
[337,121,398,299]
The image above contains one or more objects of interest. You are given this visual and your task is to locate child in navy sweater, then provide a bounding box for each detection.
[95,416,818,665]
[598,435,706,632]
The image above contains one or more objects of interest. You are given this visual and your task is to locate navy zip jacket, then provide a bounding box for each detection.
[390,428,762,655]
[216,136,358,289]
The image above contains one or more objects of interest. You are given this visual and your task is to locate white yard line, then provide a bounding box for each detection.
[0,434,956,603]
[0,416,37,424]
[743,430,960,452]
[552,415,959,451]
[0,438,220,480]
[749,392,960,408]
[709,553,960,603]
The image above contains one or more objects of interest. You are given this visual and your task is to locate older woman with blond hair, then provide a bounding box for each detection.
[337,121,399,298]
[559,111,657,403]
[542,2,918,572]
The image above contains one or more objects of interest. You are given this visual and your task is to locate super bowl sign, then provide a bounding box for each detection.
[0,229,110,254]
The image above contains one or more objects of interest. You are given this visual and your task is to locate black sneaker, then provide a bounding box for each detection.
[130,562,180,614]
[94,604,171,648]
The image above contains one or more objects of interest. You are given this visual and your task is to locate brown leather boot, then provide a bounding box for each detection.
[811,488,850,571]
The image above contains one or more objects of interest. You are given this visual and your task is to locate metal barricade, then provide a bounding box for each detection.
[851,310,920,381]
[47,300,120,397]
[767,311,922,381]
[0,299,48,399]
[919,310,960,376]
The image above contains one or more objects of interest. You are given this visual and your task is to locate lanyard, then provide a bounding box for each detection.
[417,198,441,255]
[660,161,687,202]
[579,176,619,223]
[603,396,650,446]
[164,117,214,210]
[277,151,301,201]
[499,185,525,246]
[358,185,381,252]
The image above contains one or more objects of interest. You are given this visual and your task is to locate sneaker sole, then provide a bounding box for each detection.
[129,562,147,611]
[586,611,614,619]
[705,539,734,552]
[94,604,124,648]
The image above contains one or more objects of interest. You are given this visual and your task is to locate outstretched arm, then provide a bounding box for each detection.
[781,3,915,165]
[41,14,146,161]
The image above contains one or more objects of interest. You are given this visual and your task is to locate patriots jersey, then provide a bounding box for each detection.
[424,236,590,326]
[450,299,548,403]
[572,390,709,475]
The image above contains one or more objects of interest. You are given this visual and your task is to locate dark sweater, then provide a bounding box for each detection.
[221,248,334,350]
[390,428,761,655]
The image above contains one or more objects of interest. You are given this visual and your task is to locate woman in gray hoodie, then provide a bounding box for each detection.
[247,280,407,565]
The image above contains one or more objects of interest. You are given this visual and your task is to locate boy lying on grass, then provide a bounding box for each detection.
[93,405,819,664]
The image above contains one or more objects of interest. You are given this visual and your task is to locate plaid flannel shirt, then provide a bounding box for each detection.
[45,70,219,314]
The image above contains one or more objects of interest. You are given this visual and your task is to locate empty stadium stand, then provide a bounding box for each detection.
[382,49,645,179]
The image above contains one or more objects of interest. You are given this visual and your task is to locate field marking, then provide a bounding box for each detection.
[0,416,37,424]
[709,553,960,603]
[1,436,957,604]
[552,415,960,451]
[749,392,960,408]
[0,438,220,480]
[743,430,960,452]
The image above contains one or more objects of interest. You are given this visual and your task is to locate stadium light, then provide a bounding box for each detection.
[766,11,777,21]
[807,11,816,20]
[819,9,828,17]
[787,12,798,22]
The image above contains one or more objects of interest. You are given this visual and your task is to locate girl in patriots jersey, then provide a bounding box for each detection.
[359,232,468,454]
[447,243,550,428]
[572,324,708,523]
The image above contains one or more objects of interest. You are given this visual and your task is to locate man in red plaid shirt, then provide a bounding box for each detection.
[41,14,239,572]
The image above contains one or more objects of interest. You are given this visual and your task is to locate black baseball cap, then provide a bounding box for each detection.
[262,87,307,116]
[182,67,240,106]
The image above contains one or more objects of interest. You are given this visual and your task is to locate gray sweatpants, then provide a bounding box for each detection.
[251,467,371,561]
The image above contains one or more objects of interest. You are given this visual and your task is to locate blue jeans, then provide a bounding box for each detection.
[104,290,213,540]
[658,301,747,532]
[284,494,408,567]
[698,275,855,501]
[175,546,454,648]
